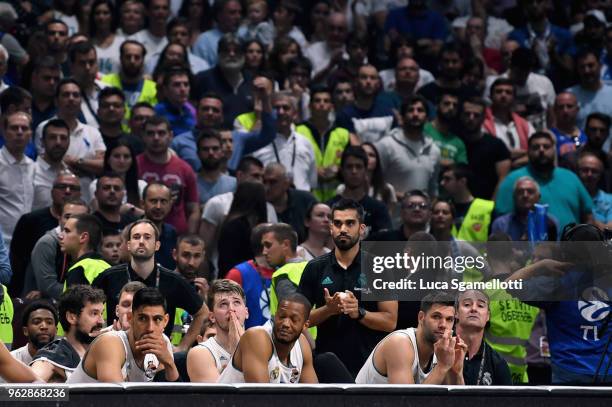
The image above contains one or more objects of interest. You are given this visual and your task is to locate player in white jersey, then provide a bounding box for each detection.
[356,292,467,384]
[187,279,249,382]
[218,293,318,383]
[67,287,179,382]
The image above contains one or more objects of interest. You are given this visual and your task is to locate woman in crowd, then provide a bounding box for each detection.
[296,202,333,261]
[243,39,267,77]
[178,0,212,47]
[90,139,146,216]
[362,142,397,212]
[268,36,302,87]
[217,182,268,278]
[89,0,123,74]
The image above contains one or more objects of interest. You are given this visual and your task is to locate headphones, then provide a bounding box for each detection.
[560,223,605,242]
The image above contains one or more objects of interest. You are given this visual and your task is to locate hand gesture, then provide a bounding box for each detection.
[340,290,359,318]
[433,330,456,371]
[228,310,245,353]
[324,288,343,314]
[450,334,467,375]
[135,333,173,367]
[193,277,209,300]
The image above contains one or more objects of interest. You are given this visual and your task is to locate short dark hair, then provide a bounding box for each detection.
[575,47,600,65]
[176,234,205,248]
[166,16,190,35]
[22,300,59,328]
[144,115,171,132]
[55,78,81,99]
[207,279,246,311]
[401,94,429,116]
[97,171,125,187]
[199,91,223,105]
[237,156,264,173]
[58,285,106,331]
[132,287,167,313]
[462,96,486,111]
[266,223,298,252]
[128,218,160,241]
[528,131,555,147]
[331,198,365,223]
[131,101,154,113]
[42,118,70,140]
[0,86,31,114]
[98,86,126,103]
[68,40,96,64]
[46,18,68,33]
[197,128,222,149]
[490,77,515,97]
[309,84,332,101]
[280,292,312,320]
[340,145,368,169]
[420,291,455,314]
[586,112,612,131]
[443,163,473,185]
[250,223,272,254]
[72,213,103,252]
[161,66,191,87]
[287,56,312,77]
[402,189,431,207]
[120,39,147,58]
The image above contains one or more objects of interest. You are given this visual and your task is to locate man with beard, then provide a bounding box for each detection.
[30,285,106,382]
[455,289,512,385]
[102,41,158,121]
[174,77,275,173]
[460,97,511,200]
[11,300,58,365]
[298,198,398,377]
[93,219,208,352]
[483,78,535,169]
[169,235,207,345]
[495,131,594,230]
[142,182,177,270]
[154,67,194,137]
[61,214,110,288]
[424,93,467,167]
[187,279,248,382]
[68,287,177,383]
[375,95,441,199]
[218,293,317,383]
[356,292,466,384]
[568,48,612,130]
[44,20,70,73]
[335,64,396,144]
[196,130,236,205]
[93,173,140,231]
[193,34,253,128]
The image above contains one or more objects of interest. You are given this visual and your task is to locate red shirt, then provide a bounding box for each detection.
[137,153,199,234]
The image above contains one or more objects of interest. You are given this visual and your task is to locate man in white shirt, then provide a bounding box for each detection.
[35,79,106,203]
[251,91,316,191]
[305,12,348,81]
[129,0,170,56]
[11,300,58,365]
[33,118,70,210]
[0,111,36,246]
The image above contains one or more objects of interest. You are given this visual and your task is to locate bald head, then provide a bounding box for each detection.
[326,12,348,48]
[554,92,579,128]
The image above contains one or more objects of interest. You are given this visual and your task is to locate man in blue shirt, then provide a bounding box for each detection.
[568,48,612,130]
[192,0,242,67]
[576,150,612,228]
[495,131,594,230]
[154,67,195,137]
[508,0,575,88]
[384,0,448,64]
[173,77,276,173]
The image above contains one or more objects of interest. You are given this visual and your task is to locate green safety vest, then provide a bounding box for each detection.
[295,124,350,202]
[452,198,494,242]
[101,73,158,131]
[485,286,540,384]
[270,261,316,339]
[0,285,13,348]
[235,112,257,132]
[59,257,110,337]
[171,307,186,346]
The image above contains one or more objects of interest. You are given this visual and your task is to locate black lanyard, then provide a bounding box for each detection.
[126,264,161,288]
[272,136,296,169]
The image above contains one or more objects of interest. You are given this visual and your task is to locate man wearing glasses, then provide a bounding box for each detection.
[369,190,431,242]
